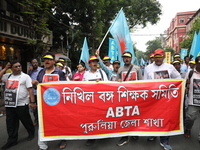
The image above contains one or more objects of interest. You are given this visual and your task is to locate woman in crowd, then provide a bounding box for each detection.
[72,63,86,81]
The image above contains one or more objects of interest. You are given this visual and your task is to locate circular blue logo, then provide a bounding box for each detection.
[43,88,60,106]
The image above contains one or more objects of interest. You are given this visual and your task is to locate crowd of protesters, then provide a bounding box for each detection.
[0,49,199,150]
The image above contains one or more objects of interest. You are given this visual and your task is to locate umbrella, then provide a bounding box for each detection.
[55,53,70,61]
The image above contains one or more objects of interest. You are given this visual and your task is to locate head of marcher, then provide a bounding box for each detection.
[122,51,132,66]
[184,55,190,64]
[43,52,55,69]
[58,57,66,66]
[172,60,181,72]
[103,56,111,67]
[189,60,196,70]
[30,58,39,70]
[56,62,64,70]
[154,49,165,66]
[10,60,22,75]
[149,53,154,63]
[88,56,99,72]
[113,60,120,73]
[77,63,86,73]
[195,56,200,71]
[174,53,181,61]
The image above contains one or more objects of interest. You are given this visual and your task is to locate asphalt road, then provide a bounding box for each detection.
[0,113,200,150]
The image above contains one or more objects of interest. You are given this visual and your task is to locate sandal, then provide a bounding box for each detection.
[59,140,67,149]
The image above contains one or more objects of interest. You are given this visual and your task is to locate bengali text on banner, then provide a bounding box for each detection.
[37,79,185,141]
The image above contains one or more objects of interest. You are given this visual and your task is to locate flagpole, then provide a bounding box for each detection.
[97,29,110,51]
[97,8,123,51]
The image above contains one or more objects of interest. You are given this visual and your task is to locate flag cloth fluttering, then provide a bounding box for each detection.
[80,37,90,69]
[109,9,135,65]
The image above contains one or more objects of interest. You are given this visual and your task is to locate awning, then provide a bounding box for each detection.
[55,53,70,61]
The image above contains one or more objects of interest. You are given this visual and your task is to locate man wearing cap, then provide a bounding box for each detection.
[188,60,196,72]
[57,57,72,79]
[184,56,200,142]
[96,50,120,81]
[102,55,113,70]
[116,51,142,146]
[82,56,108,82]
[33,52,67,150]
[82,56,108,146]
[172,60,186,79]
[144,49,181,150]
[173,53,181,62]
[149,53,154,64]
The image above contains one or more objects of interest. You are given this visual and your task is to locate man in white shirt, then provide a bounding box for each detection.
[83,56,108,82]
[144,49,181,150]
[82,56,108,146]
[0,61,36,150]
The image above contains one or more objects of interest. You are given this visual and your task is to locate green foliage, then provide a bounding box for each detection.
[180,16,200,52]
[145,37,162,57]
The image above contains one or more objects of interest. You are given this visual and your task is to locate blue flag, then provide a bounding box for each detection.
[180,48,188,60]
[190,32,198,58]
[134,57,139,66]
[80,37,90,69]
[108,38,117,63]
[109,9,135,65]
[194,30,200,58]
[140,58,145,66]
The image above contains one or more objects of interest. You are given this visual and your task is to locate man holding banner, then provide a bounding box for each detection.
[34,52,67,150]
[82,56,108,146]
[116,51,142,146]
[144,49,181,150]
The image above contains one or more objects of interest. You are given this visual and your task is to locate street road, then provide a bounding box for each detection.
[0,114,199,150]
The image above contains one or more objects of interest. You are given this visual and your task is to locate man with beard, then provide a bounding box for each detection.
[33,52,66,150]
[82,56,108,146]
[144,49,181,150]
[0,60,36,150]
[28,58,43,126]
[116,51,143,146]
[96,50,120,81]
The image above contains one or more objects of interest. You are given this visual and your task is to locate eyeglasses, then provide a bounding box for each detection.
[13,65,21,68]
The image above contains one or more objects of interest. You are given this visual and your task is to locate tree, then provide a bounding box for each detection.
[145,37,162,57]
[18,0,58,57]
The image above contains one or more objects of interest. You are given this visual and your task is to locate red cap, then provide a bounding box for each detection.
[88,56,99,62]
[149,54,154,58]
[103,56,111,61]
[154,49,164,55]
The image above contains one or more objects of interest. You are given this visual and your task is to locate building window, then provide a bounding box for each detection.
[180,17,185,23]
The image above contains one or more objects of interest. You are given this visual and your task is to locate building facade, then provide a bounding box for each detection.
[0,0,52,72]
[165,10,196,53]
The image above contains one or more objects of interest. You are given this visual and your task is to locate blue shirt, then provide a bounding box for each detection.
[29,67,43,95]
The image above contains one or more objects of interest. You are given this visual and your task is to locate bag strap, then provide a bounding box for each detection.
[186,69,194,94]
[123,65,133,81]
[99,69,104,81]
[7,73,12,80]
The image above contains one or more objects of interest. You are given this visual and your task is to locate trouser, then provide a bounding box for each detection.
[185,105,200,139]
[160,136,169,143]
[33,95,38,123]
[6,105,35,144]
